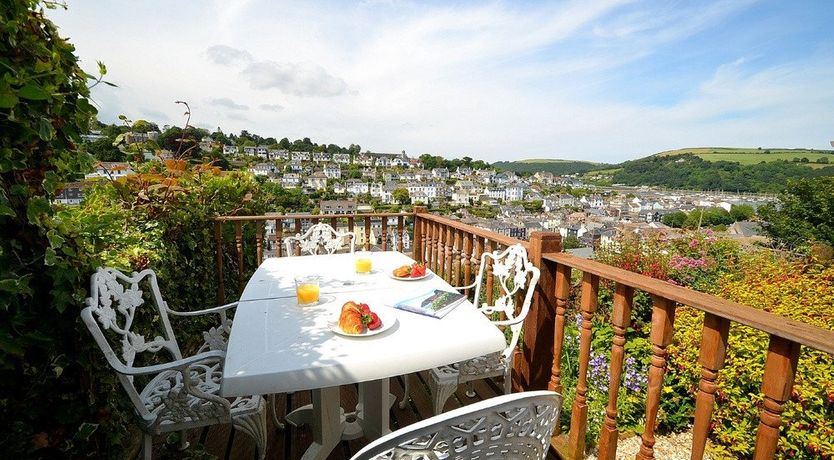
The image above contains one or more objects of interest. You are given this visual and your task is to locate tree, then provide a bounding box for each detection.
[662,211,687,228]
[817,157,829,164]
[563,235,583,249]
[758,177,834,249]
[131,119,159,133]
[85,136,124,161]
[392,188,410,205]
[729,204,755,222]
[157,125,208,157]
[278,137,291,149]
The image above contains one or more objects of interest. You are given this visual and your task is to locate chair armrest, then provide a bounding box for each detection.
[165,301,239,317]
[453,281,478,291]
[113,350,227,376]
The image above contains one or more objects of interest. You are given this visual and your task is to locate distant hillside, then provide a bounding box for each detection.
[612,153,834,193]
[493,159,609,176]
[655,147,834,168]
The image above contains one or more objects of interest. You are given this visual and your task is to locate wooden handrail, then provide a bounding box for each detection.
[214,212,408,222]
[543,252,834,354]
[415,212,528,249]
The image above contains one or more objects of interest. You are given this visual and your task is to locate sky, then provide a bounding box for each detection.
[48,0,834,163]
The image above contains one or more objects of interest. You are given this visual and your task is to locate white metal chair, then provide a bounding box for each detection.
[80,268,267,460]
[400,244,541,415]
[351,390,561,460]
[284,222,356,256]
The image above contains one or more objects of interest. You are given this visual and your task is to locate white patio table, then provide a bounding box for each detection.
[221,251,506,460]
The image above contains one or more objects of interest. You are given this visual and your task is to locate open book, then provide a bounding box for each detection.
[393,289,466,319]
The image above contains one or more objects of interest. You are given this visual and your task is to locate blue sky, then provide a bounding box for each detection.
[48,1,834,163]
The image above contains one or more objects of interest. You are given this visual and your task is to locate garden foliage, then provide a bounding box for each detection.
[557,231,834,458]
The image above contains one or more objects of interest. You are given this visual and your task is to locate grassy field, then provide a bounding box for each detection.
[656,147,834,166]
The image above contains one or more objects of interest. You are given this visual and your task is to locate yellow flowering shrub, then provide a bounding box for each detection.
[668,253,834,459]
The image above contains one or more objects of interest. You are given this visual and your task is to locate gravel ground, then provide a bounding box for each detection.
[585,430,713,460]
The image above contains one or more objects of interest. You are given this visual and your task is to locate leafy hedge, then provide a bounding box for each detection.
[557,233,834,459]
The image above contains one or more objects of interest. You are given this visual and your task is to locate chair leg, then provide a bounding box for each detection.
[232,401,268,460]
[269,394,286,430]
[177,430,190,451]
[398,374,411,409]
[503,365,512,394]
[141,433,153,460]
[430,377,458,415]
[465,381,476,398]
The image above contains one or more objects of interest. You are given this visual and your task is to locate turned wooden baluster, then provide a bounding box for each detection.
[431,221,440,273]
[397,216,404,253]
[214,220,225,305]
[422,219,431,267]
[462,233,473,295]
[255,221,263,265]
[234,221,244,292]
[636,296,677,460]
[452,228,462,286]
[311,216,320,225]
[381,217,388,251]
[364,216,371,250]
[473,236,483,300]
[598,284,635,460]
[752,336,800,459]
[274,218,283,257]
[412,215,423,262]
[567,272,599,459]
[691,313,731,459]
[485,239,495,306]
[549,263,571,435]
[347,215,355,234]
[443,226,453,282]
[293,219,302,256]
[330,217,337,230]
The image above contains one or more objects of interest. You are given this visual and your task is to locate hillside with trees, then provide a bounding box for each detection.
[493,159,606,176]
[611,154,834,193]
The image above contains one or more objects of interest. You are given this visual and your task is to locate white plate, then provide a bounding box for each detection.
[330,307,398,337]
[388,271,431,281]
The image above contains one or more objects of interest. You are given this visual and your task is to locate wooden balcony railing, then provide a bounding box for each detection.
[212,208,834,459]
[537,252,834,460]
[212,212,413,304]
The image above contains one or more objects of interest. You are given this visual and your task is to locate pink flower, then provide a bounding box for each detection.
[689,239,699,249]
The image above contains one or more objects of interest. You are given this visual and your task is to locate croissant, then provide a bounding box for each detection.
[339,302,365,334]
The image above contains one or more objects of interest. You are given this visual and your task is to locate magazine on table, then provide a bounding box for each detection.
[392,289,466,319]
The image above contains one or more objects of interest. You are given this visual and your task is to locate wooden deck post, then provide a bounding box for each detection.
[413,207,426,262]
[752,336,800,459]
[514,232,561,391]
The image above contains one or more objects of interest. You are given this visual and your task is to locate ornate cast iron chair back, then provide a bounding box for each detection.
[284,222,356,256]
[352,391,561,460]
[471,244,541,358]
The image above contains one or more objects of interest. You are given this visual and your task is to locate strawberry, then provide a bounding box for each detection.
[367,312,382,330]
[411,262,426,277]
[359,303,371,315]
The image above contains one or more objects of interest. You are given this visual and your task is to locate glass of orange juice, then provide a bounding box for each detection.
[354,251,373,275]
[294,274,321,306]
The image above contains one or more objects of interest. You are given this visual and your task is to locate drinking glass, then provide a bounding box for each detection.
[295,274,321,306]
[354,251,373,274]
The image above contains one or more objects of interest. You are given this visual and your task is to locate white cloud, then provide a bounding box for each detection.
[243,61,347,97]
[206,45,252,66]
[46,1,834,163]
[258,103,284,112]
[210,97,249,111]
